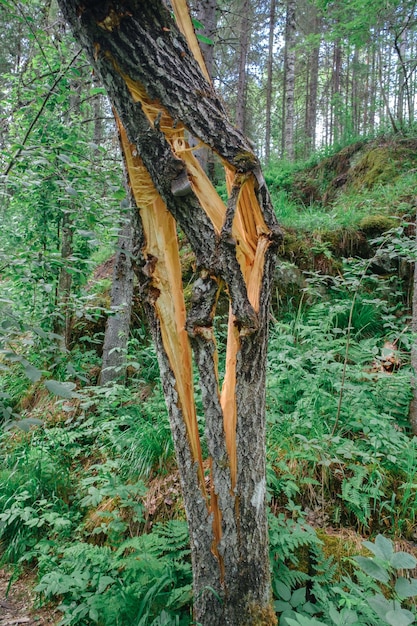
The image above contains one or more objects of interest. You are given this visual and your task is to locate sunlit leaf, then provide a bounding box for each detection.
[45,380,76,399]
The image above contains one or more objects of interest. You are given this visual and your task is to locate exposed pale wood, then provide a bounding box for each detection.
[171,0,211,83]
[117,118,206,495]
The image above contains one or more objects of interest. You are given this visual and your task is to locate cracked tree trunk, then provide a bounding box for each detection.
[57,1,282,624]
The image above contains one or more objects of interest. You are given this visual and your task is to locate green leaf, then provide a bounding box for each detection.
[112,188,126,200]
[274,600,292,613]
[341,609,360,625]
[45,380,76,399]
[57,153,71,164]
[196,34,213,45]
[89,608,99,622]
[354,556,390,583]
[395,577,417,598]
[97,576,115,594]
[285,616,328,626]
[290,587,306,608]
[363,535,394,561]
[4,417,43,432]
[89,87,106,95]
[391,552,417,570]
[367,594,393,621]
[275,581,291,601]
[22,362,42,382]
[329,603,341,624]
[384,608,415,626]
[191,17,204,30]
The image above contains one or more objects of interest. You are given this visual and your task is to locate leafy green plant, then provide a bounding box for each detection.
[35,520,193,625]
[77,459,145,545]
[279,535,417,626]
[354,534,417,625]
[266,241,415,534]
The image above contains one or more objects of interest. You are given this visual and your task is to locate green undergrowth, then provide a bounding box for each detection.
[2,255,417,624]
[2,136,417,624]
[265,134,417,234]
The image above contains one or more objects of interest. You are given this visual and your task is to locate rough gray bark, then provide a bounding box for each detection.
[195,0,217,174]
[351,46,359,136]
[410,209,417,435]
[99,204,136,386]
[57,2,281,624]
[331,39,342,143]
[282,0,296,160]
[304,7,320,156]
[394,29,410,127]
[236,0,251,133]
[265,0,276,164]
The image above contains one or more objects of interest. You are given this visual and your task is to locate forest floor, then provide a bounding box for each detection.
[0,569,60,626]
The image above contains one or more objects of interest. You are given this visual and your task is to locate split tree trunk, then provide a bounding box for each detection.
[57,1,281,624]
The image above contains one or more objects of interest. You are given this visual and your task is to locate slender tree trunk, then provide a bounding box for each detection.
[92,76,103,147]
[363,46,371,133]
[369,44,377,132]
[265,0,276,164]
[196,0,217,78]
[57,2,282,624]
[394,30,413,128]
[54,210,73,351]
[304,8,320,156]
[351,46,359,136]
[282,0,296,160]
[331,39,342,143]
[410,208,417,435]
[99,204,136,386]
[236,0,251,133]
[195,0,217,175]
[377,47,399,133]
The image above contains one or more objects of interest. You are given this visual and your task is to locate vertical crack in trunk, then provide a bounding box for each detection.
[116,117,206,498]
[115,30,277,609]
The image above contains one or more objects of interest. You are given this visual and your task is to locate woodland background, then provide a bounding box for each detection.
[2,0,417,625]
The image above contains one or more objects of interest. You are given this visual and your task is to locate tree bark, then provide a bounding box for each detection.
[196,0,217,79]
[195,0,217,175]
[304,6,320,156]
[54,210,73,351]
[282,0,296,160]
[99,203,136,386]
[57,2,281,624]
[410,208,417,435]
[236,0,251,133]
[331,39,342,143]
[265,0,276,164]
